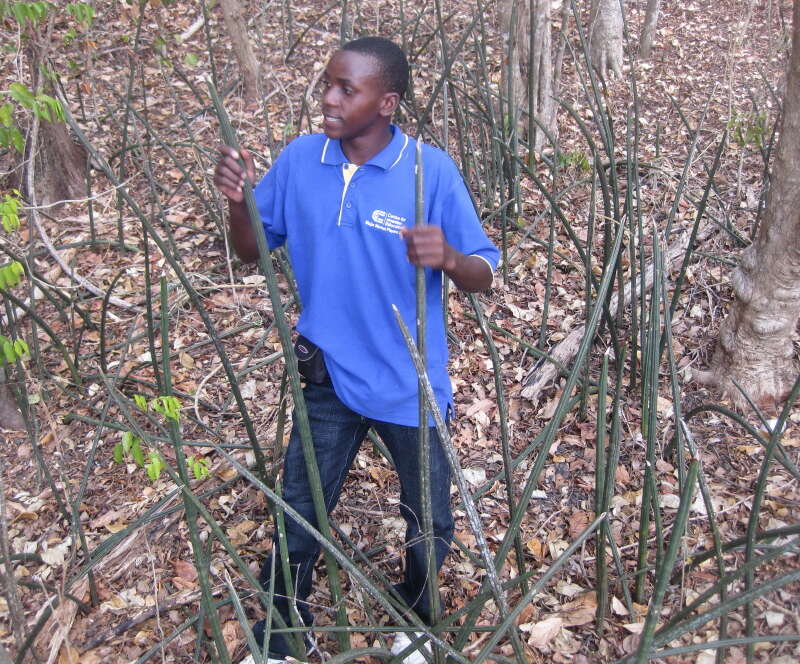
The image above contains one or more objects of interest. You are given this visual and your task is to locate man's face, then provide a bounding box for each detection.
[320,50,397,142]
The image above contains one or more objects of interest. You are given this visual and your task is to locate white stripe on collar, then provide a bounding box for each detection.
[321,138,330,163]
[387,134,409,170]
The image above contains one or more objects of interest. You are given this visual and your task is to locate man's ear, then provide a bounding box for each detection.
[379,92,401,117]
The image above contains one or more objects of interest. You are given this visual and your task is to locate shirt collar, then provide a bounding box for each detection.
[319,125,410,171]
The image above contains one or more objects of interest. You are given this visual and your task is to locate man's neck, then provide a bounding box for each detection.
[341,125,393,165]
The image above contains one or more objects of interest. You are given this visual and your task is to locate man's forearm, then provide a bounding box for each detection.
[443,250,494,292]
[228,200,260,263]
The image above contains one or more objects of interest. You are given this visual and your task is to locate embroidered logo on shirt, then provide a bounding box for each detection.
[366,209,407,235]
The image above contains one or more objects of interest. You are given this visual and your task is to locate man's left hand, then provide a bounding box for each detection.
[400,226,457,272]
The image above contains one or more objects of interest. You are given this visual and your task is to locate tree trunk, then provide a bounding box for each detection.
[638,0,661,59]
[500,0,557,153]
[0,370,24,432]
[589,0,623,80]
[219,0,261,103]
[702,1,800,410]
[34,115,86,206]
[25,46,86,207]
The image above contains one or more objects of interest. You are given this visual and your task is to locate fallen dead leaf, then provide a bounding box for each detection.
[659,493,681,509]
[77,650,103,664]
[656,396,673,417]
[764,610,785,628]
[465,398,493,418]
[555,580,584,598]
[622,622,645,634]
[222,620,240,655]
[735,444,762,455]
[557,592,597,627]
[58,645,80,664]
[567,511,590,538]
[105,520,128,533]
[368,465,390,486]
[526,537,544,559]
[456,529,477,549]
[522,616,563,648]
[611,596,628,616]
[540,396,559,420]
[218,467,238,482]
[173,559,198,582]
[41,540,71,567]
[514,601,536,626]
[463,467,487,487]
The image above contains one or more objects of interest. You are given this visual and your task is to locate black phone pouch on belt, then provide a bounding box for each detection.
[294,334,328,384]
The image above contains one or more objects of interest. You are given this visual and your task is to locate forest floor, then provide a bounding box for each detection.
[0,0,798,663]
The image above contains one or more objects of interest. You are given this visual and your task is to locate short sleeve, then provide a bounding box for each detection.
[253,146,290,250]
[438,161,499,273]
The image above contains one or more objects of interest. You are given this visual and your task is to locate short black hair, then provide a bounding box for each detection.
[342,36,409,99]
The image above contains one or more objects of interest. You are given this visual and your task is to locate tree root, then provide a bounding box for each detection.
[690,368,717,387]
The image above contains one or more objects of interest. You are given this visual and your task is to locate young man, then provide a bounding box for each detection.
[214,37,498,663]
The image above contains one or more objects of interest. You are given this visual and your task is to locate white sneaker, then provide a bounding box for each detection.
[390,631,431,664]
[238,654,287,664]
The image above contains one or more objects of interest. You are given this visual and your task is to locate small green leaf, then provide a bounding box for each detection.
[9,82,34,108]
[167,396,181,421]
[192,457,209,481]
[0,103,12,127]
[113,442,124,464]
[38,95,63,123]
[146,461,160,482]
[145,452,164,482]
[0,193,21,231]
[131,439,145,467]
[121,431,135,454]
[1,127,25,154]
[13,338,29,358]
[184,53,199,67]
[133,394,148,412]
[2,340,16,364]
[0,262,24,289]
[67,2,94,25]
[150,396,164,417]
[11,129,23,153]
[8,2,49,25]
[152,395,181,421]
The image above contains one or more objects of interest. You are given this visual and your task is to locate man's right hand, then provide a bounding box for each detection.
[213,145,257,203]
[213,145,261,263]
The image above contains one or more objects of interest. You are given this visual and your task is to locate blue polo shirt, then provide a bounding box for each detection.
[254,125,499,426]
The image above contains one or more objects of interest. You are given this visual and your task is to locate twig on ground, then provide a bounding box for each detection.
[523,223,716,403]
[79,590,205,653]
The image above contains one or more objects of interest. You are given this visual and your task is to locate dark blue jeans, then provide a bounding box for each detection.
[253,380,454,658]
